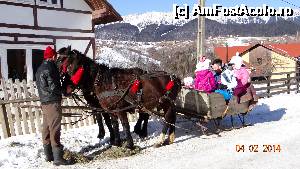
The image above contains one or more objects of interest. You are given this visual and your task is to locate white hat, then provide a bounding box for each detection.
[229,53,243,69]
[195,59,211,72]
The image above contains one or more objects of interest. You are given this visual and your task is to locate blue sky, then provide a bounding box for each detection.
[109,0,300,16]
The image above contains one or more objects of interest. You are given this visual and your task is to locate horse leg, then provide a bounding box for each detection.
[133,114,143,136]
[166,106,176,144]
[102,112,115,144]
[94,113,105,139]
[140,113,150,138]
[111,115,121,146]
[119,113,134,149]
[154,106,175,147]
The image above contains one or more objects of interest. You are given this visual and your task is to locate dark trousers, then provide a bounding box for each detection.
[41,102,62,147]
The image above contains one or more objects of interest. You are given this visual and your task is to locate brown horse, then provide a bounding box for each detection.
[56,47,115,142]
[58,48,181,149]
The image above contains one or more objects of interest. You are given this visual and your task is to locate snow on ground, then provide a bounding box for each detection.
[1,93,300,169]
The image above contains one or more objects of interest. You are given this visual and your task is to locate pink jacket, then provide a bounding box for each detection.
[233,67,250,96]
[194,70,216,93]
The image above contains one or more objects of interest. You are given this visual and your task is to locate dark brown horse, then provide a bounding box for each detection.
[56,47,115,143]
[57,48,181,149]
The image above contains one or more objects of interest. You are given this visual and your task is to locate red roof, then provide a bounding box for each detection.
[214,43,300,63]
[264,43,300,58]
[214,45,249,63]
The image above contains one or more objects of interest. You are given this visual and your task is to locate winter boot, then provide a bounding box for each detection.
[43,144,54,162]
[52,146,73,166]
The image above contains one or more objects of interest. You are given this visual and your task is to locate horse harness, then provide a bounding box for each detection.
[95,71,178,115]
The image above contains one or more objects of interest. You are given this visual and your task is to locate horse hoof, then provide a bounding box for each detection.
[97,134,105,140]
[112,139,121,147]
[125,143,134,150]
[133,128,141,136]
[109,136,115,145]
[139,134,147,139]
[97,131,105,139]
[153,143,163,148]
[138,128,148,138]
[153,140,168,148]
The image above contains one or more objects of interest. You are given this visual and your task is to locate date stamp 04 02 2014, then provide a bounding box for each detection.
[236,144,281,153]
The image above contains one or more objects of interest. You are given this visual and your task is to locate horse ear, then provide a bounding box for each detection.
[57,47,67,55]
[67,46,72,52]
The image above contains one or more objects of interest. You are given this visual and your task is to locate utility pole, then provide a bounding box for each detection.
[197,0,205,63]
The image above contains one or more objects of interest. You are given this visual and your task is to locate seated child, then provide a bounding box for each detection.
[229,53,251,100]
[215,63,237,101]
[194,56,216,93]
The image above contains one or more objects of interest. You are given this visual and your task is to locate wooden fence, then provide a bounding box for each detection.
[252,71,300,98]
[0,79,138,140]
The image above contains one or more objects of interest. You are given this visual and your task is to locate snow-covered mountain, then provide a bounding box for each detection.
[121,10,300,29]
[96,11,300,42]
[122,12,192,31]
[95,40,160,71]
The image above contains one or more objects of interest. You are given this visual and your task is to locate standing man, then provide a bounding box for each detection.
[36,46,71,166]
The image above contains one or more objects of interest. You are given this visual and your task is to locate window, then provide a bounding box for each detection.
[7,49,26,81]
[38,0,59,6]
[257,58,263,65]
[32,49,44,81]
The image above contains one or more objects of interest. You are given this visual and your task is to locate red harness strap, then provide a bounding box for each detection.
[71,66,84,85]
[130,79,140,94]
[165,80,174,92]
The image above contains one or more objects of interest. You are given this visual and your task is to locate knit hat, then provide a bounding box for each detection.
[44,46,56,59]
[229,52,243,69]
[195,59,211,72]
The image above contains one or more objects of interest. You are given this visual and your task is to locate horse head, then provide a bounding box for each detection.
[57,46,96,95]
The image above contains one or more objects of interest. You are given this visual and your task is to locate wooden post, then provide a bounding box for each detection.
[287,73,291,94]
[297,72,300,93]
[17,80,30,134]
[0,104,11,138]
[267,76,271,98]
[226,43,229,62]
[9,79,23,135]
[3,79,16,136]
[28,81,42,133]
[296,68,300,94]
[22,80,36,133]
[197,0,205,62]
[68,98,79,128]
[63,98,73,130]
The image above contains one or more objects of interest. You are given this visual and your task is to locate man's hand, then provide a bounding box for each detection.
[66,85,73,94]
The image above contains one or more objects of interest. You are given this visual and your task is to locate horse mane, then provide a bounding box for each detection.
[70,49,147,85]
[72,49,147,75]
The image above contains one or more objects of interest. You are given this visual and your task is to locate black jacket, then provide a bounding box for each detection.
[36,60,62,104]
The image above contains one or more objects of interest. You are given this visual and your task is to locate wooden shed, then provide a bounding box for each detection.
[215,43,300,79]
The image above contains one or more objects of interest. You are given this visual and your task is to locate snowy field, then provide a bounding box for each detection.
[1,93,300,169]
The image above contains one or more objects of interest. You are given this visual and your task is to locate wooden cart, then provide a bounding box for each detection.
[175,88,252,123]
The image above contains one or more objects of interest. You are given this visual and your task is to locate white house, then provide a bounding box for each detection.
[0,0,122,81]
